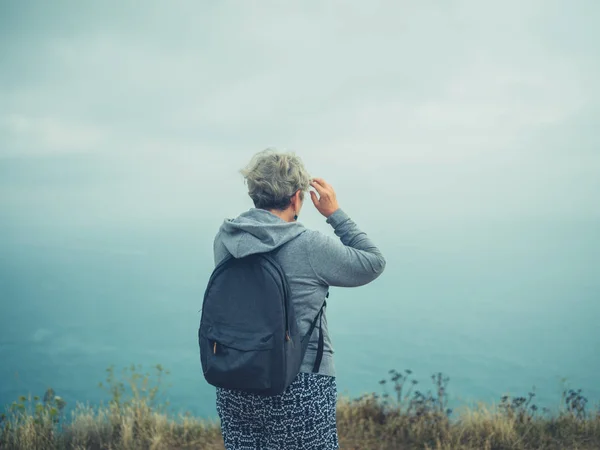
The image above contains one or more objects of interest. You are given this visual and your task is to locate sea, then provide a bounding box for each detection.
[1,216,599,419]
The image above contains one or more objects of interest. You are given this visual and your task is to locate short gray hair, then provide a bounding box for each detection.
[240,148,311,210]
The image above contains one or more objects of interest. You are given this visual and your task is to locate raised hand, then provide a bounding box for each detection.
[309,178,340,218]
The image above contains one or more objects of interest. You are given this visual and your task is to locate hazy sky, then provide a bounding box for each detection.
[1,1,599,238]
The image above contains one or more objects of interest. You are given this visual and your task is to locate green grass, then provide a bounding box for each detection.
[1,365,598,450]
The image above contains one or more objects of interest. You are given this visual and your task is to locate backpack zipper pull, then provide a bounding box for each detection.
[285,330,291,342]
[213,341,217,354]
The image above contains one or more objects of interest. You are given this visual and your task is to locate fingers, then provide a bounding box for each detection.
[311,177,328,188]
[309,181,325,196]
[310,178,329,196]
[310,190,319,206]
[309,177,339,218]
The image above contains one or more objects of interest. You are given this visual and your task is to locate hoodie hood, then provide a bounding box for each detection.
[217,208,307,258]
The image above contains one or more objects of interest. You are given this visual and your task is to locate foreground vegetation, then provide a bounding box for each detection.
[1,365,599,450]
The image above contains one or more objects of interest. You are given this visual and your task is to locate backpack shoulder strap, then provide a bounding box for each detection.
[260,252,291,301]
[265,243,329,373]
[301,290,329,372]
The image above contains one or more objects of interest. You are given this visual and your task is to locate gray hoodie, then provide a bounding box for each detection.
[213,208,386,377]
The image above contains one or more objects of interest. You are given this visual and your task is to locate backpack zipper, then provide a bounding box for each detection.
[213,341,217,354]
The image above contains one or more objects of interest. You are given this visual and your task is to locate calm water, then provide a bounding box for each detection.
[1,218,599,418]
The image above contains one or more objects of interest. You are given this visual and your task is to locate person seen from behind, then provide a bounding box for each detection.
[211,149,386,449]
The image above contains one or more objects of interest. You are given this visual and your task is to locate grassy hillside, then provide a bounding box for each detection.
[1,365,598,450]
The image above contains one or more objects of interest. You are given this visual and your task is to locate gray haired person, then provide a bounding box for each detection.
[213,149,386,450]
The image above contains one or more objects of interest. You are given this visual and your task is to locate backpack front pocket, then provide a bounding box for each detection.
[199,324,275,391]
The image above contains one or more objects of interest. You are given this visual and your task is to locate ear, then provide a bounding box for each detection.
[291,189,302,209]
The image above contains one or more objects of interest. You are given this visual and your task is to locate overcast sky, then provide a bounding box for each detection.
[1,0,599,239]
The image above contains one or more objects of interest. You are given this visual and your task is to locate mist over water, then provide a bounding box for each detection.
[1,210,598,418]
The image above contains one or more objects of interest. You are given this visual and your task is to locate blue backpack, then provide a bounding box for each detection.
[199,250,327,396]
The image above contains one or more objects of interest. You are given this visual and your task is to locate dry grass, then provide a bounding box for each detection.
[337,397,600,450]
[1,365,599,450]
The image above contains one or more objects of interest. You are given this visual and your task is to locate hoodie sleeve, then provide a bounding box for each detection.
[306,208,386,287]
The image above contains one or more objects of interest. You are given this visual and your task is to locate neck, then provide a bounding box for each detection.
[266,208,295,223]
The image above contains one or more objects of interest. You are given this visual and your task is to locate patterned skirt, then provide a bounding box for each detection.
[216,372,339,450]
